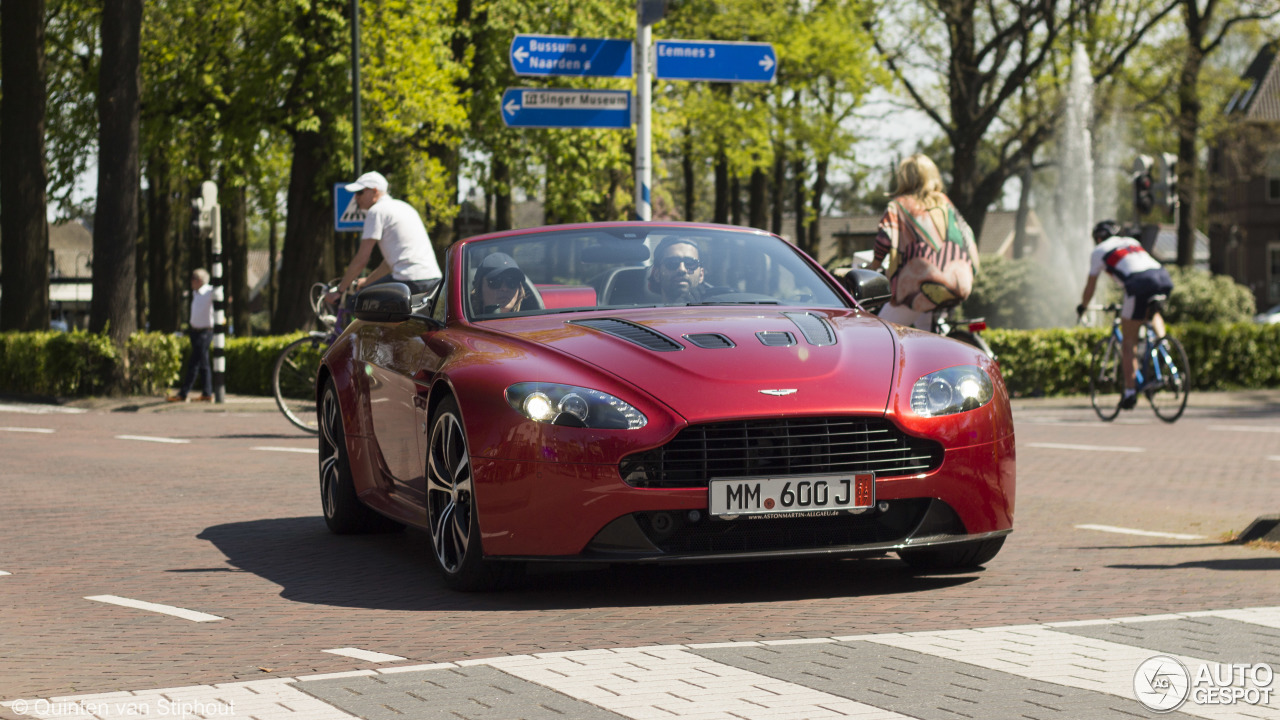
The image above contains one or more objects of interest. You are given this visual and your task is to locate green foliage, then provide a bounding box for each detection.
[1164,266,1257,324]
[223,333,308,396]
[960,255,1078,329]
[0,331,116,396]
[985,327,1103,397]
[987,322,1280,397]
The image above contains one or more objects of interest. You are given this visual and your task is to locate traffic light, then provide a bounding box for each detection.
[1133,155,1155,217]
[1156,152,1177,215]
[639,0,667,24]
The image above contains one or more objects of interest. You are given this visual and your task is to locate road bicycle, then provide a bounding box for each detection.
[1086,297,1191,422]
[272,281,348,434]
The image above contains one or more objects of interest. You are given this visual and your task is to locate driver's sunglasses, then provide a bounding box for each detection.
[485,273,523,290]
[661,256,701,272]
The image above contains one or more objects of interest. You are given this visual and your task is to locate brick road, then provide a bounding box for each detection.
[0,391,1276,718]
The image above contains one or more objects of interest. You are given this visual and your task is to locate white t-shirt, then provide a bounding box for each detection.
[1089,236,1162,282]
[189,283,215,329]
[363,195,441,281]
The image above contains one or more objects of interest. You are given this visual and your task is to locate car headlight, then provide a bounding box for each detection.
[506,382,647,429]
[910,365,993,417]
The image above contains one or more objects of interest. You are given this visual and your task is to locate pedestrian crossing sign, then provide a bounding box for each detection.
[333,184,367,232]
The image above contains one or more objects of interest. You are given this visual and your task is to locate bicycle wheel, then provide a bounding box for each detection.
[272,335,326,434]
[1147,336,1191,423]
[1089,337,1124,421]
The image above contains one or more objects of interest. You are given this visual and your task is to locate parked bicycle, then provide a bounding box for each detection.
[1086,297,1191,422]
[272,281,348,434]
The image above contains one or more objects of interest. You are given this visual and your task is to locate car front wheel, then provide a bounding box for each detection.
[426,396,521,591]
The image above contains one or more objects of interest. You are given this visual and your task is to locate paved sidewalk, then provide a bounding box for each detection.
[5,605,1278,720]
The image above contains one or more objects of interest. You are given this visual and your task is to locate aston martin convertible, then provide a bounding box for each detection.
[316,222,1014,590]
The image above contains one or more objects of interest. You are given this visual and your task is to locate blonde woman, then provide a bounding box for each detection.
[867,154,979,329]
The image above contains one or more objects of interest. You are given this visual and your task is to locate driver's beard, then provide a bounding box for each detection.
[667,279,701,303]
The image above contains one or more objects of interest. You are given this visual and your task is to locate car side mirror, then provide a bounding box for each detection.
[834,268,891,312]
[353,283,412,323]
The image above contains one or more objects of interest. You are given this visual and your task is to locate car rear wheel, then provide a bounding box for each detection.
[897,536,1005,570]
[319,379,402,534]
[426,396,521,591]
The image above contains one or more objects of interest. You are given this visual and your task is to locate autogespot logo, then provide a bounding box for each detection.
[1134,655,1191,712]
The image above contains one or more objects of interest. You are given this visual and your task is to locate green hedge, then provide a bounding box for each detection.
[0,330,183,397]
[986,322,1280,397]
[3,324,1279,400]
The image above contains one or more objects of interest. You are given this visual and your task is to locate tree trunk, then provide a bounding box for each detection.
[792,158,807,249]
[267,203,278,319]
[145,152,179,332]
[730,175,742,226]
[683,133,696,221]
[91,0,142,360]
[713,149,729,224]
[1176,44,1203,268]
[493,158,513,230]
[771,149,785,236]
[748,167,767,231]
[273,129,333,334]
[1014,166,1033,260]
[224,185,250,336]
[427,140,458,253]
[0,0,50,331]
[807,158,829,259]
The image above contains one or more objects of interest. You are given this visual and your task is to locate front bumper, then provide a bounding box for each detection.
[473,433,1015,560]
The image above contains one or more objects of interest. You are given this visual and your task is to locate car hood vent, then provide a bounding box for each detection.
[570,318,684,352]
[684,333,735,349]
[784,312,837,346]
[756,330,795,347]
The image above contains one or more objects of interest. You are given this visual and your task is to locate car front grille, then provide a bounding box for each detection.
[619,417,943,489]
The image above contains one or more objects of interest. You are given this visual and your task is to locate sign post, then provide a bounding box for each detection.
[654,40,777,83]
[500,88,632,129]
[194,181,225,404]
[510,34,633,78]
[636,4,653,221]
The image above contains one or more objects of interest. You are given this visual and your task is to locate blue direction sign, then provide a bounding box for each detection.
[510,34,633,78]
[333,184,366,232]
[654,40,777,83]
[501,88,631,129]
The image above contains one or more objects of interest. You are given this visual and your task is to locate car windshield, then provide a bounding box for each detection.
[461,226,848,320]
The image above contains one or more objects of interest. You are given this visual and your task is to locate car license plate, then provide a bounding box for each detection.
[708,473,874,518]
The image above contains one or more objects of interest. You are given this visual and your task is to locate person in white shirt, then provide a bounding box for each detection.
[325,171,441,305]
[1077,220,1174,410]
[167,269,215,402]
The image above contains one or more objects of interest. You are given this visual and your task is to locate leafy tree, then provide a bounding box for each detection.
[1163,265,1256,323]
[1,0,52,331]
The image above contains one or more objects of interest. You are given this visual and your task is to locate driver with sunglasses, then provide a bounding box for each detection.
[472,252,528,314]
[647,237,726,303]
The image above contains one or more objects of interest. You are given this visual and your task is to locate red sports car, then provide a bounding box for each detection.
[316,222,1014,590]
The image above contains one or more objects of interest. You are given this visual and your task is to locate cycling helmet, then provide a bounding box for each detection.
[1091,220,1120,243]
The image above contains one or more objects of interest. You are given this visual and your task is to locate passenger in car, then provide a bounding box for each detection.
[647,237,727,303]
[472,252,528,314]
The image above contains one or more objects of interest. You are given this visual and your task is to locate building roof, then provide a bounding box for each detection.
[1225,40,1280,121]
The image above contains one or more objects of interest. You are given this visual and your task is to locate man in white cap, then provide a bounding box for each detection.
[326,171,441,305]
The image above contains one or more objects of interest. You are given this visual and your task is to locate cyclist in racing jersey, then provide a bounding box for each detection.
[1077,220,1174,410]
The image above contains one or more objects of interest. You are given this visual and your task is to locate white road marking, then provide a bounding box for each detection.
[1210,424,1280,433]
[1075,524,1206,540]
[114,435,190,444]
[252,446,318,454]
[321,648,406,663]
[3,678,357,719]
[1268,455,1280,462]
[860,628,1269,720]
[0,403,86,414]
[11,605,1280,720]
[1027,442,1145,453]
[0,571,10,576]
[483,646,912,720]
[0,427,55,433]
[85,595,222,622]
